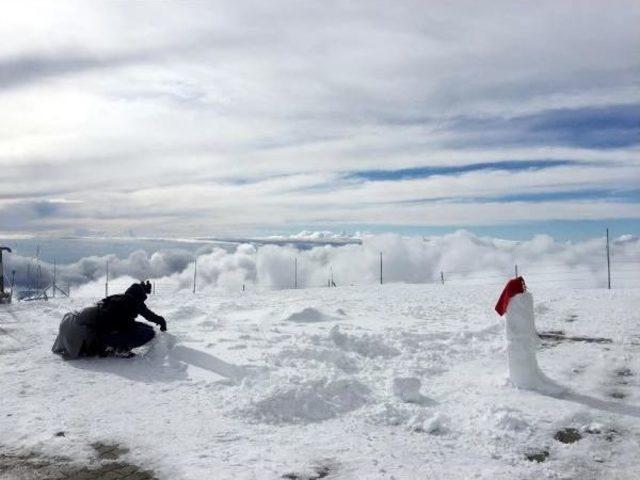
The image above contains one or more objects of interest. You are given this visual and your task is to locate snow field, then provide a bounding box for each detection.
[1,284,639,479]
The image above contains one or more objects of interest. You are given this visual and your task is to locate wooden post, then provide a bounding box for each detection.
[606,228,611,290]
[379,252,383,285]
[193,257,197,294]
[440,271,445,285]
[0,248,5,294]
[10,270,15,302]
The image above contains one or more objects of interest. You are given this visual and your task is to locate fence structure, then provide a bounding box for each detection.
[99,253,639,296]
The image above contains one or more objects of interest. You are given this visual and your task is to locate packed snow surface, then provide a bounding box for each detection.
[1,284,639,479]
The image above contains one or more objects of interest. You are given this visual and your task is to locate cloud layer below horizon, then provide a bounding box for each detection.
[0,1,639,236]
[3,231,639,295]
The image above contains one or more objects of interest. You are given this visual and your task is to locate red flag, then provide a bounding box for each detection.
[495,276,526,316]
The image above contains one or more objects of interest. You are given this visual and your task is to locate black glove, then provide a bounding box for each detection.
[155,316,167,332]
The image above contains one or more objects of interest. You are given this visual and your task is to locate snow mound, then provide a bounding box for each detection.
[329,325,400,358]
[489,407,531,432]
[241,378,371,424]
[390,377,433,404]
[284,307,332,323]
[275,347,360,373]
[409,412,449,434]
[367,403,412,426]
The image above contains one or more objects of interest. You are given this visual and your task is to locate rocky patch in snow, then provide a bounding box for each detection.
[0,442,157,480]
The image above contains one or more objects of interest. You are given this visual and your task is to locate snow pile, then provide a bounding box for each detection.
[283,307,332,323]
[408,411,449,434]
[275,347,359,373]
[489,406,532,432]
[329,325,400,358]
[390,376,432,404]
[239,377,371,424]
[366,403,413,426]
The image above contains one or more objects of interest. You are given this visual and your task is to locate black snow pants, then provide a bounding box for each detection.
[99,321,156,351]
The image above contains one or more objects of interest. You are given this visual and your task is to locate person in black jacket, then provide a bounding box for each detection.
[52,280,167,359]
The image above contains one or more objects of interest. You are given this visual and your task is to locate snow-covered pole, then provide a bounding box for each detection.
[606,228,611,290]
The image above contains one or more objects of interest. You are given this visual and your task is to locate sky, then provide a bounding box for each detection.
[0,0,639,240]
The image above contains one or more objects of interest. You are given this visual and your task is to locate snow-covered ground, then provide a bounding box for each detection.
[1,284,639,479]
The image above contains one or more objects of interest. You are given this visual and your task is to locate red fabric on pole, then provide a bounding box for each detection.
[495,276,526,316]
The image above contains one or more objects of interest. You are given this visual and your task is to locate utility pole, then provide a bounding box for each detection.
[105,259,109,297]
[606,228,611,290]
[0,247,9,294]
[193,257,197,294]
[35,245,41,291]
[0,247,11,302]
[10,270,15,302]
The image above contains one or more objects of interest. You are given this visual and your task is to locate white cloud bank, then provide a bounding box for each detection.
[4,232,639,296]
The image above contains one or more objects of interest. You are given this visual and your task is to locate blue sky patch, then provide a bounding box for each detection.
[447,103,640,149]
[347,160,576,182]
